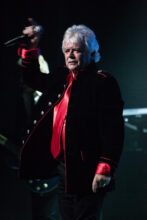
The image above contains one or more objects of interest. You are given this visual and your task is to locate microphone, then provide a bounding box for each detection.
[3,25,43,47]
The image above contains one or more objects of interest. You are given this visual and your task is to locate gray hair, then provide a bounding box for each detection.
[62,24,101,63]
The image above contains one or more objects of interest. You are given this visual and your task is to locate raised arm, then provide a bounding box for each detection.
[18,18,66,94]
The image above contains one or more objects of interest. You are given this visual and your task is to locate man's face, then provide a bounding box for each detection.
[63,41,90,72]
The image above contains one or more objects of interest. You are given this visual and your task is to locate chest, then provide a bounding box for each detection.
[67,77,102,118]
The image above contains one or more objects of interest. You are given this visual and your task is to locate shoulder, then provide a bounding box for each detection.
[95,69,119,85]
[96,69,114,80]
[93,69,116,86]
[93,69,122,95]
[97,69,109,78]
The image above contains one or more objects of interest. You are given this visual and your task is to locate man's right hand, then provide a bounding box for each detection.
[22,18,43,49]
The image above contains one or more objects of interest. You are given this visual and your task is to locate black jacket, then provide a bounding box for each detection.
[19,60,124,193]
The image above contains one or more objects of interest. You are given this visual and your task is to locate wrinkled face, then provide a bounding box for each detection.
[63,41,91,72]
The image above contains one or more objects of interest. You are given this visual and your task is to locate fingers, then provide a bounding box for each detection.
[92,174,111,193]
[23,26,35,36]
[21,18,42,49]
[23,18,43,36]
[93,178,106,190]
[22,19,39,37]
[92,182,97,193]
[92,176,100,193]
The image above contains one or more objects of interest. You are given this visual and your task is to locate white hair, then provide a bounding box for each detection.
[62,24,101,63]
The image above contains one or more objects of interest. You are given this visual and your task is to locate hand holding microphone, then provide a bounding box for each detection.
[4,18,44,48]
[22,18,43,49]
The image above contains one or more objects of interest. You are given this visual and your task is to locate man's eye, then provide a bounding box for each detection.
[75,49,82,53]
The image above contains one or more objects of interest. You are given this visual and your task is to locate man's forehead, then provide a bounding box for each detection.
[64,41,82,49]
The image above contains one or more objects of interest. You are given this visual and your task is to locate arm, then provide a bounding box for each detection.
[92,75,124,192]
[18,18,65,93]
[18,47,65,93]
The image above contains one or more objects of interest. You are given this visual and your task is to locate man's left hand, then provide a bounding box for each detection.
[92,174,111,193]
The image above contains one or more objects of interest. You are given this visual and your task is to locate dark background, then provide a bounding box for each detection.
[0,0,147,219]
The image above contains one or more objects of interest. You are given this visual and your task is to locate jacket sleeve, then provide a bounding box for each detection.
[96,75,124,175]
[18,46,66,94]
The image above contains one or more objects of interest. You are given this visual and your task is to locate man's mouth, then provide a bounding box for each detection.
[68,61,77,64]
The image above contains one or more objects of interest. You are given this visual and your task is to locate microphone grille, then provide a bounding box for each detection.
[33,25,44,33]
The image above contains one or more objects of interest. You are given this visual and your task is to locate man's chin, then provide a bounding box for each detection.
[66,62,77,69]
[68,66,78,71]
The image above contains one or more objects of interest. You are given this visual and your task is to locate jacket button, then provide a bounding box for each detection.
[27,129,30,134]
[33,120,37,125]
[41,111,44,115]
[48,101,52,106]
[22,140,25,144]
[58,94,61,98]
[43,183,48,188]
[36,186,41,191]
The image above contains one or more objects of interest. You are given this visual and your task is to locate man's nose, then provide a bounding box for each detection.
[69,51,75,58]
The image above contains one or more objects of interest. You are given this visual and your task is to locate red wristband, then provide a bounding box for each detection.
[18,44,40,60]
[95,162,111,176]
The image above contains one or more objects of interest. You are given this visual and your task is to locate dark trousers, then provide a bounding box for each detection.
[57,162,105,220]
[58,192,104,220]
[31,188,61,220]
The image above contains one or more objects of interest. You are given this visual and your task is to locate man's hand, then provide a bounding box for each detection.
[92,174,111,193]
[22,18,43,49]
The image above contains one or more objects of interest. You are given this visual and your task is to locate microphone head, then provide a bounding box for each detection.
[33,25,44,34]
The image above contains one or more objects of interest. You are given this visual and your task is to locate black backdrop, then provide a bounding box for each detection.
[0,0,147,219]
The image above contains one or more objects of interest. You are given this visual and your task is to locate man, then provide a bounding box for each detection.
[18,18,124,220]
